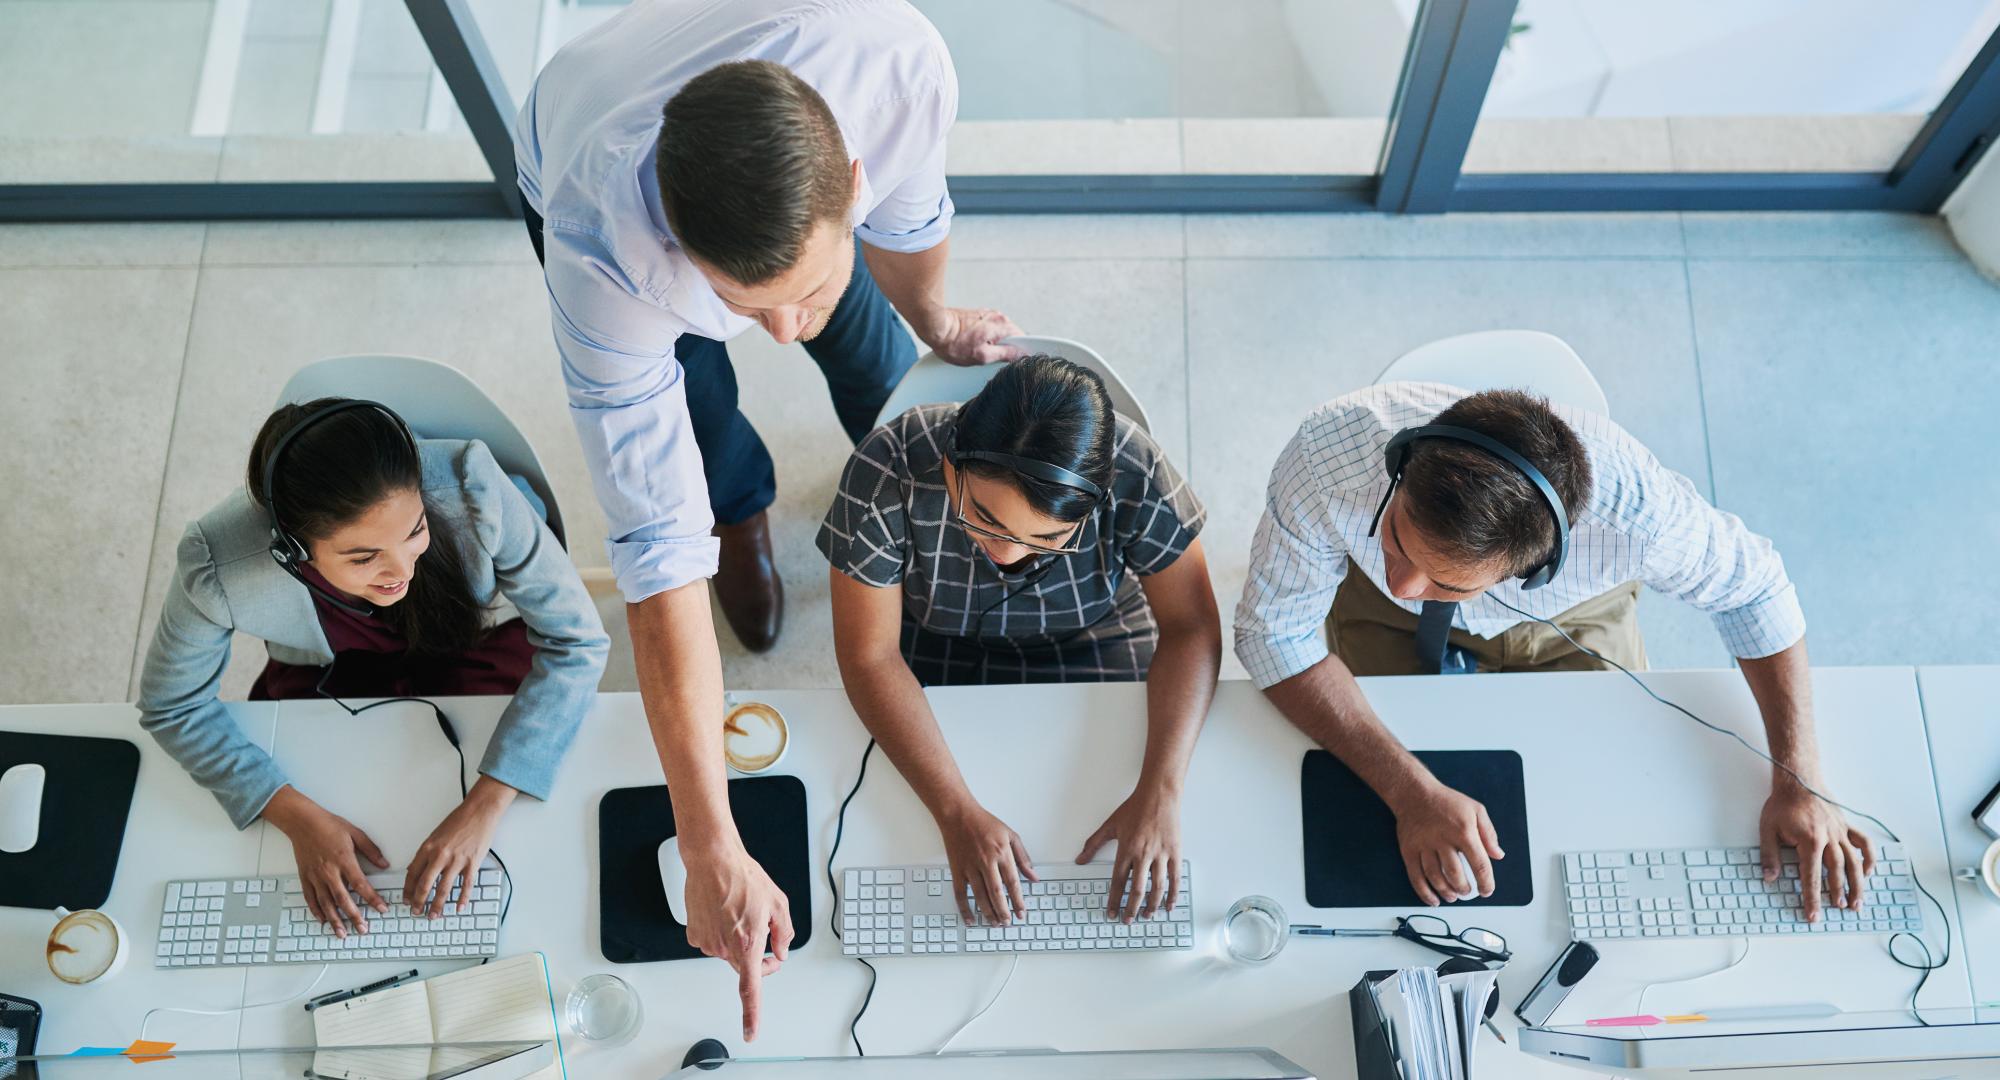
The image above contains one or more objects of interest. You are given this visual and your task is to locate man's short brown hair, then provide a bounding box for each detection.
[1400,389,1592,577]
[657,59,852,286]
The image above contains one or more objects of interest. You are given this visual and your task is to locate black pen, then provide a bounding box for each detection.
[305,968,421,1012]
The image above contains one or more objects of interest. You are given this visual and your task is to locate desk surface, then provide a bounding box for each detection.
[0,668,1976,1079]
[1917,665,2000,1004]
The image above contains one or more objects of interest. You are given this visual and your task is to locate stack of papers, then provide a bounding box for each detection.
[1369,966,1501,1080]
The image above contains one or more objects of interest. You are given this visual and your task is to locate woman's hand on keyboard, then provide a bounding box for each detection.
[406,777,516,917]
[938,800,1036,926]
[682,844,793,1043]
[1077,787,1183,923]
[263,785,390,938]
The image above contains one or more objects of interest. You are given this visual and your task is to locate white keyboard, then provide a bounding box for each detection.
[837,861,1194,958]
[153,865,507,968]
[1561,844,1923,941]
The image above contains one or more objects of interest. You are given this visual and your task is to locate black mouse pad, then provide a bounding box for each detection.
[598,776,813,963]
[1301,749,1533,908]
[0,731,140,911]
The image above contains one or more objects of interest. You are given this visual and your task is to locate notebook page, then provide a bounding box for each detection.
[313,980,437,1045]
[426,953,563,1080]
[309,1044,436,1080]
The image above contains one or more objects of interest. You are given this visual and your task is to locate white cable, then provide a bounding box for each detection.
[139,963,333,1042]
[935,954,1021,1055]
[1634,940,1751,1019]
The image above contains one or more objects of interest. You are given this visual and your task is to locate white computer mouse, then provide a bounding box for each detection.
[1447,851,1479,903]
[0,762,46,854]
[658,836,688,925]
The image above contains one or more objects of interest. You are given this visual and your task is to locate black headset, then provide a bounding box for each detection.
[947,444,1106,505]
[262,398,419,617]
[1368,423,1570,591]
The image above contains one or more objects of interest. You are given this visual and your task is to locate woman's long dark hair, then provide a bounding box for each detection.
[952,355,1116,523]
[247,398,489,656]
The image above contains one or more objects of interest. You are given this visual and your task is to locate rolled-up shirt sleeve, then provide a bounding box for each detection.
[546,230,719,604]
[1233,431,1353,689]
[857,139,953,254]
[1630,453,1806,660]
[853,45,956,255]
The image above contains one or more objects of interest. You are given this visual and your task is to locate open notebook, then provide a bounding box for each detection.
[310,953,565,1080]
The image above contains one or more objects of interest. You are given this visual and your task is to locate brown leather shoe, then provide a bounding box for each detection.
[713,510,783,652]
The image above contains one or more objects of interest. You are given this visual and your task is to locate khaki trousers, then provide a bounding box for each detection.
[1328,559,1648,676]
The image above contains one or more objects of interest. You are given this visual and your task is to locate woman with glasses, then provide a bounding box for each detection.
[817,355,1219,929]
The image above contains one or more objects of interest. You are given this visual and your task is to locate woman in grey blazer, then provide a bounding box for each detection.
[138,398,609,937]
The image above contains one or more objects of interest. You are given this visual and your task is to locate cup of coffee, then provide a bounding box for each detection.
[723,701,789,775]
[46,906,128,985]
[1956,838,2000,901]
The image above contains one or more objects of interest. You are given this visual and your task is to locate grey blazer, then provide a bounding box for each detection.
[137,438,610,829]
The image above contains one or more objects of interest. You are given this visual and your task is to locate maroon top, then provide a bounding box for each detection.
[251,565,535,701]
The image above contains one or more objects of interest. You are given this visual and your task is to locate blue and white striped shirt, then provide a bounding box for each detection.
[1233,382,1807,689]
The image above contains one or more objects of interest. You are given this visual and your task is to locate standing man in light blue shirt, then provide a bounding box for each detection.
[514,0,1022,1042]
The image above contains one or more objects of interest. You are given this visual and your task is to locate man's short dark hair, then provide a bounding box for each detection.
[658,59,852,286]
[1399,389,1592,577]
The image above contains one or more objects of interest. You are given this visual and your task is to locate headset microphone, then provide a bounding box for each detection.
[262,399,419,618]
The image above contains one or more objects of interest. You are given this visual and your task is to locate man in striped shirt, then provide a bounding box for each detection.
[1235,382,1870,923]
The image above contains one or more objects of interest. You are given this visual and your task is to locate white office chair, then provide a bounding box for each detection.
[276,355,569,549]
[1374,330,1610,417]
[871,335,1156,434]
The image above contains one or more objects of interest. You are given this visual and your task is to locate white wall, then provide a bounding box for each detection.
[1944,145,2000,281]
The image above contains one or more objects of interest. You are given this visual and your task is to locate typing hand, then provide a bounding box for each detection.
[1760,782,1874,922]
[681,843,793,1042]
[1076,787,1182,923]
[937,800,1036,925]
[264,786,390,937]
[1389,782,1503,907]
[917,307,1026,366]
[405,777,516,918]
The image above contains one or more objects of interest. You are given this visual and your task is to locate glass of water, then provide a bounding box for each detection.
[1220,895,1288,965]
[563,972,643,1044]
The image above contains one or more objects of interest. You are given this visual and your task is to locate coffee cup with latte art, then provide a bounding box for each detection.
[47,906,129,985]
[723,702,789,775]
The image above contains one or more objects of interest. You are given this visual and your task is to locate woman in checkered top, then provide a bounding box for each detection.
[817,355,1220,927]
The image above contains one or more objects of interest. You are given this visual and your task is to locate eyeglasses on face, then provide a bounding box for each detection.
[950,468,1087,556]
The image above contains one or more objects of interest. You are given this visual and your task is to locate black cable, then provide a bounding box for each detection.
[310,662,515,930]
[826,739,880,1056]
[1489,595,1950,1017]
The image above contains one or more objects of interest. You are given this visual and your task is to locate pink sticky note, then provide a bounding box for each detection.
[1585,1015,1661,1027]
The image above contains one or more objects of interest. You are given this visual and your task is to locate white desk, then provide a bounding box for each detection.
[0,668,1972,1079]
[1917,665,2000,1004]
[0,703,279,1053]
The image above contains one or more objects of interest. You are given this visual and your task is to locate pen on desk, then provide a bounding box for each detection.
[306,968,421,1012]
[1288,925,1395,938]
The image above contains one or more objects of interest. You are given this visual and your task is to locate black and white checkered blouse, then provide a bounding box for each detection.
[816,404,1206,686]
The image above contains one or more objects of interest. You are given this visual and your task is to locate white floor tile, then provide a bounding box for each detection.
[202,219,530,266]
[1185,212,1686,259]
[1682,213,1964,260]
[1689,258,2000,667]
[0,1,212,137]
[0,224,207,268]
[0,267,195,703]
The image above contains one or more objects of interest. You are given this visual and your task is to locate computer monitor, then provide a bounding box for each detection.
[1519,1008,2000,1076]
[665,1047,1313,1079]
[0,1040,553,1080]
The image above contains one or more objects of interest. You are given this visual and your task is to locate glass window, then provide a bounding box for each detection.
[1462,0,2000,175]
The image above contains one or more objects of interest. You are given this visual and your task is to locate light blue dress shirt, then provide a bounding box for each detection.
[514,0,959,603]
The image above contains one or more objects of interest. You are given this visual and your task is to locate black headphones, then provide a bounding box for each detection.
[1368,423,1570,591]
[948,442,1106,504]
[262,398,419,616]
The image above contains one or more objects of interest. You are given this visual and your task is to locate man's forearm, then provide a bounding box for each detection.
[1135,625,1220,797]
[628,582,738,856]
[862,240,949,332]
[1264,655,1437,810]
[1738,639,1819,789]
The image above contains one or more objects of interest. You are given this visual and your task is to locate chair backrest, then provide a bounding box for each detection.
[275,355,567,547]
[871,335,1156,434]
[1374,330,1610,417]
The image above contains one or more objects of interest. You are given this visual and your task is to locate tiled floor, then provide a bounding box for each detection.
[0,210,1989,708]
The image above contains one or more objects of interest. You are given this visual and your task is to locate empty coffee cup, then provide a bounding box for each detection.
[47,907,128,985]
[723,701,789,775]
